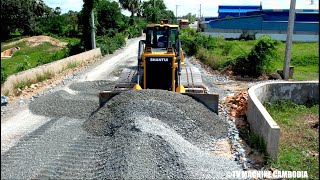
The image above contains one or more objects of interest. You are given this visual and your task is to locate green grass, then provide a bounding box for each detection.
[1,36,80,80]
[1,42,62,75]
[12,70,55,90]
[36,71,54,82]
[183,30,319,80]
[273,42,319,80]
[65,61,79,70]
[264,100,319,179]
[1,42,63,76]
[225,41,319,80]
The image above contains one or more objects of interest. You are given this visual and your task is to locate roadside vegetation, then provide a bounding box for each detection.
[1,41,70,76]
[1,0,181,87]
[264,100,319,179]
[179,28,319,80]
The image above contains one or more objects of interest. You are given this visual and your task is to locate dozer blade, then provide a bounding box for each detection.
[99,91,121,108]
[182,92,219,114]
[99,90,219,114]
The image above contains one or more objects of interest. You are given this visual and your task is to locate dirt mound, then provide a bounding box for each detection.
[3,35,68,47]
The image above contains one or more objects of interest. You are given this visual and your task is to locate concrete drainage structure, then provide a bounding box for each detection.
[1,47,20,58]
[247,81,319,160]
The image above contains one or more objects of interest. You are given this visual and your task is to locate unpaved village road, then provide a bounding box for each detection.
[1,37,245,179]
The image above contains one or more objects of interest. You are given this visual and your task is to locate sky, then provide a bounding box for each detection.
[44,0,319,17]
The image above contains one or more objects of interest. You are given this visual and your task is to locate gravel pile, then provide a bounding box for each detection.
[84,89,228,144]
[29,80,115,119]
[83,89,241,179]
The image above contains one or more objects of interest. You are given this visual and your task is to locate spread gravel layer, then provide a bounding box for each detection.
[3,88,241,179]
[28,80,115,119]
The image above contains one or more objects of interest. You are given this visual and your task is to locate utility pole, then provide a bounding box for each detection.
[200,4,202,19]
[176,5,180,23]
[283,0,296,80]
[91,9,96,49]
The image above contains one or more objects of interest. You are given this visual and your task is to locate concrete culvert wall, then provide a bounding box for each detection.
[247,81,319,160]
[1,46,20,58]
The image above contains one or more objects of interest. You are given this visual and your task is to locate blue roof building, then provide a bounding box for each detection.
[201,5,319,42]
[218,5,262,18]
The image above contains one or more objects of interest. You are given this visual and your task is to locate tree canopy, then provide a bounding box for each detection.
[180,13,197,24]
[141,0,175,23]
[1,0,50,40]
[96,0,124,36]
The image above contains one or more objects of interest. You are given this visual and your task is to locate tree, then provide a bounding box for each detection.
[96,0,123,36]
[160,10,175,23]
[118,0,141,24]
[180,13,197,23]
[63,11,80,37]
[141,0,169,23]
[80,0,97,50]
[1,0,48,40]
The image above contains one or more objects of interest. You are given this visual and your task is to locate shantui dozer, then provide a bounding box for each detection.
[99,20,219,114]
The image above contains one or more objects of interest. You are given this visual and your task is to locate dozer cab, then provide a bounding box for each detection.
[99,21,219,114]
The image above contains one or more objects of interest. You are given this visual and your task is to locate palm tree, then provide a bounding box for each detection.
[118,0,141,24]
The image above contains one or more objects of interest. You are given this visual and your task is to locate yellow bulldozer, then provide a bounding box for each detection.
[99,20,219,113]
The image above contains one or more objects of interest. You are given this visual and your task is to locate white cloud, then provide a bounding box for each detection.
[44,0,318,16]
[44,0,83,13]
[163,0,319,17]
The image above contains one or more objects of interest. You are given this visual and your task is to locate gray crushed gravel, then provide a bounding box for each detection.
[29,80,115,119]
[84,89,227,143]
[2,45,248,179]
[3,88,241,179]
[83,89,241,179]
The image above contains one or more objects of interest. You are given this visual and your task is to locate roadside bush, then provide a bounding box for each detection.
[1,67,7,84]
[96,33,126,55]
[67,42,84,56]
[17,58,32,72]
[195,47,221,70]
[125,19,146,39]
[180,28,220,56]
[221,42,234,56]
[36,56,51,66]
[239,30,256,41]
[232,35,279,77]
[36,47,69,66]
[180,37,197,55]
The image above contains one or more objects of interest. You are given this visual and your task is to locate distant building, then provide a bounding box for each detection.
[201,5,319,42]
[218,5,262,18]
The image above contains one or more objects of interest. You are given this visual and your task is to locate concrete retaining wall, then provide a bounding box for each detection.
[1,48,102,93]
[247,81,319,160]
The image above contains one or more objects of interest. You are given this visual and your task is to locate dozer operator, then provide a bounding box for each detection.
[99,20,219,114]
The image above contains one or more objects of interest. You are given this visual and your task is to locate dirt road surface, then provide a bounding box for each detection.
[1,37,244,179]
